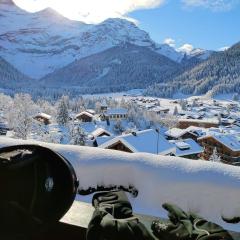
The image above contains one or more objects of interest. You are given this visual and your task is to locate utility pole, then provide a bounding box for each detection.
[156,128,160,155]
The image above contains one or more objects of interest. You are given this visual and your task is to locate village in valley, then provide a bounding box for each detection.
[1,92,240,166]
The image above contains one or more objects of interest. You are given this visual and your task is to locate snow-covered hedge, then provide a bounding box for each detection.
[1,137,240,231]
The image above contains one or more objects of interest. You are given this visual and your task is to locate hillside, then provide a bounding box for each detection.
[0,56,31,89]
[40,44,181,93]
[146,42,240,97]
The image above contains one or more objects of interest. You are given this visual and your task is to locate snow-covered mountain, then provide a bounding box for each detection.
[179,47,214,61]
[0,0,210,80]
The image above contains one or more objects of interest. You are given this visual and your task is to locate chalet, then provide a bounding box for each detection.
[99,129,175,155]
[86,109,96,115]
[165,127,201,141]
[178,119,220,129]
[100,101,108,112]
[34,113,51,125]
[149,107,170,115]
[106,108,128,120]
[170,139,203,160]
[75,112,94,122]
[91,128,112,138]
[198,133,240,164]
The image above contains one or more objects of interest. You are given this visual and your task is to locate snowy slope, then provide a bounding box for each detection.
[1,137,240,231]
[0,56,31,88]
[179,47,214,61]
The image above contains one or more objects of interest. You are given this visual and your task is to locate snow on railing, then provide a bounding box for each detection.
[1,137,240,231]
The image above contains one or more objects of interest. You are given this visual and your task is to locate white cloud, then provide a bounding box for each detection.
[13,0,165,23]
[163,38,176,47]
[182,0,238,11]
[219,46,230,51]
[178,43,194,53]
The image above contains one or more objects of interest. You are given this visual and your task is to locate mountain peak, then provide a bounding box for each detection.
[35,7,67,19]
[1,0,14,4]
[100,18,137,27]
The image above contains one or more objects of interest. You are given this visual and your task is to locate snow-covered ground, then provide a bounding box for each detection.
[1,137,240,231]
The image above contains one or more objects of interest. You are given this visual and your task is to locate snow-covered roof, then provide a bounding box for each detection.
[95,136,115,146]
[165,128,187,138]
[150,106,170,112]
[165,126,204,139]
[170,139,204,157]
[106,108,128,115]
[86,109,96,115]
[76,111,94,118]
[35,112,51,120]
[91,128,112,138]
[200,133,240,152]
[99,129,175,155]
[179,118,220,124]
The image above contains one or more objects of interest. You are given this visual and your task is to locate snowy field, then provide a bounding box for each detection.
[1,137,240,231]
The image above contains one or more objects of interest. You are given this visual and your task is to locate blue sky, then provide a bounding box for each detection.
[129,1,240,50]
[15,0,240,50]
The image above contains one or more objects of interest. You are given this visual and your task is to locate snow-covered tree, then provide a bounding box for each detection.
[8,94,36,140]
[209,147,222,163]
[56,96,69,126]
[233,93,239,101]
[159,114,179,129]
[173,106,178,115]
[179,99,187,111]
[0,93,13,112]
[68,120,87,146]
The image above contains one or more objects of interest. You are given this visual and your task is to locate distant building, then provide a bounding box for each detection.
[76,111,94,122]
[34,113,51,125]
[149,107,170,115]
[99,129,175,155]
[100,100,108,113]
[198,133,240,165]
[86,109,96,115]
[106,108,128,120]
[178,119,220,129]
[91,128,112,138]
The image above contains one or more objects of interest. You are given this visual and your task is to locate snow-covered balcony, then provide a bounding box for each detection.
[1,137,240,236]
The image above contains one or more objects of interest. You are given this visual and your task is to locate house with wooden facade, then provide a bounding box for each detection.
[198,133,240,165]
[75,111,94,122]
[165,127,204,141]
[91,128,112,139]
[34,113,52,125]
[106,108,128,120]
[99,129,175,155]
[178,119,220,129]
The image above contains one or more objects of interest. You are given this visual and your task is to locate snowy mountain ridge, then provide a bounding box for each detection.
[0,0,211,79]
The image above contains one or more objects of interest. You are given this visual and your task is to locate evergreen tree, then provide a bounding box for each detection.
[173,106,179,116]
[233,93,239,101]
[56,96,69,126]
